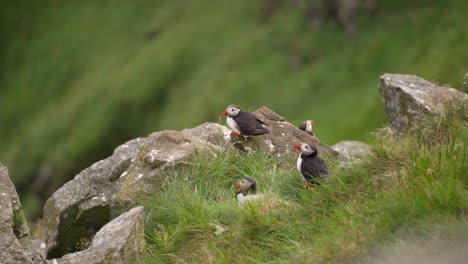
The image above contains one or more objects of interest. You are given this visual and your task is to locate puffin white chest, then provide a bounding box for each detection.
[306,122,312,133]
[236,192,261,204]
[296,155,303,174]
[227,117,241,134]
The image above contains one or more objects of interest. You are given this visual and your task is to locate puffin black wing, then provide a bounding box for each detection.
[234,111,270,135]
[256,117,268,126]
[299,121,307,131]
[299,121,314,136]
[300,154,328,185]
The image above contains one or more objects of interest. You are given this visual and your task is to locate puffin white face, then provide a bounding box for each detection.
[227,105,240,117]
[222,105,240,117]
[293,142,315,155]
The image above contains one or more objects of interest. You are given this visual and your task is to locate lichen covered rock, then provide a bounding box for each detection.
[44,137,148,259]
[228,107,338,156]
[44,131,219,258]
[379,73,467,132]
[117,130,219,203]
[52,206,145,264]
[0,163,44,264]
[331,140,372,162]
[182,122,232,148]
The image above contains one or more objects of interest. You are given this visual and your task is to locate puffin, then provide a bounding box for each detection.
[299,120,315,137]
[293,142,328,189]
[221,105,269,136]
[234,176,261,203]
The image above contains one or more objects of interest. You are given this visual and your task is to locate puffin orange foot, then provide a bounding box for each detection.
[231,131,241,136]
[303,185,315,190]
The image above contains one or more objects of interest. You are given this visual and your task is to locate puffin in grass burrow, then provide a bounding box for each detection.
[299,120,315,137]
[234,176,261,203]
[222,105,270,136]
[293,142,328,189]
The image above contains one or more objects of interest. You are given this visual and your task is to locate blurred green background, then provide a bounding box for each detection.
[1,0,467,219]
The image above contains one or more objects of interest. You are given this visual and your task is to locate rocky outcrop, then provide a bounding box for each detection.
[379,73,468,133]
[44,131,218,258]
[182,122,232,149]
[331,140,372,162]
[229,107,338,156]
[43,108,337,261]
[2,160,145,264]
[184,112,339,157]
[117,130,219,203]
[43,137,148,258]
[0,163,44,264]
[51,206,145,264]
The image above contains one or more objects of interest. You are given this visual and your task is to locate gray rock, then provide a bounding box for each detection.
[0,163,44,264]
[32,239,47,260]
[117,130,219,203]
[331,140,372,161]
[44,131,218,258]
[228,107,338,157]
[51,206,145,264]
[182,122,232,148]
[379,73,468,133]
[44,137,149,259]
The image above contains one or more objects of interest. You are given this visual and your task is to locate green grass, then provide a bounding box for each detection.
[1,0,467,217]
[137,101,467,263]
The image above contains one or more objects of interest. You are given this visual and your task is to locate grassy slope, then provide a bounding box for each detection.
[138,101,467,263]
[1,0,467,215]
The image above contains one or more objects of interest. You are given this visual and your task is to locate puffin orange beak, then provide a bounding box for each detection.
[234,182,240,190]
[309,120,315,124]
[222,109,228,117]
[293,143,301,149]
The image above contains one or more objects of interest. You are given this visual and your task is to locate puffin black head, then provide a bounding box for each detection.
[293,142,317,156]
[234,176,256,193]
[222,104,241,117]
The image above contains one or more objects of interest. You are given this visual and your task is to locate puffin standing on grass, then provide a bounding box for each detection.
[234,176,261,203]
[299,120,315,137]
[293,142,328,189]
[222,105,270,136]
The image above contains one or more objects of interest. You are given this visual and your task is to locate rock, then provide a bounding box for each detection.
[0,162,44,264]
[32,239,47,260]
[182,122,232,148]
[379,73,468,133]
[331,140,372,161]
[44,137,149,259]
[44,131,218,258]
[117,130,219,203]
[51,206,145,264]
[228,107,338,157]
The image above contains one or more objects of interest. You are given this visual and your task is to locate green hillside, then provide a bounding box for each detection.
[1,0,467,217]
[138,101,467,263]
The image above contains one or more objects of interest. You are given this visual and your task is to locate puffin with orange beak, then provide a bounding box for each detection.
[222,105,269,136]
[299,120,315,137]
[234,176,260,203]
[293,142,328,189]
